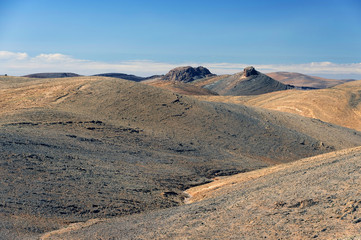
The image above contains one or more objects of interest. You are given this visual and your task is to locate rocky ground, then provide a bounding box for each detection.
[1,75,361,239]
[41,147,361,240]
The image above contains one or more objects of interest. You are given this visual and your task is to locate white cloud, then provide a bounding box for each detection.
[253,62,361,77]
[0,51,28,60]
[32,53,78,62]
[0,51,361,79]
[0,52,181,76]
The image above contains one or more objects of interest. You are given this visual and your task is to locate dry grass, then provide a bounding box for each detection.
[0,76,95,115]
[41,146,361,239]
[185,146,361,203]
[2,76,361,239]
[266,72,355,88]
[196,80,361,131]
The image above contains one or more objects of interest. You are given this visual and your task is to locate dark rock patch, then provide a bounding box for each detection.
[162,66,215,83]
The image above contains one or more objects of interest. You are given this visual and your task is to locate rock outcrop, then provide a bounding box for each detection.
[162,66,215,83]
[242,66,259,77]
[203,66,294,95]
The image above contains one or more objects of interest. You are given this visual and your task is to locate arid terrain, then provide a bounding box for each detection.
[1,69,361,239]
[197,79,361,131]
[41,146,361,240]
[266,72,355,89]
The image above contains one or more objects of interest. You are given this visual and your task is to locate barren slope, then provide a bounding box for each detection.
[198,67,294,96]
[1,76,361,239]
[142,79,218,95]
[266,71,355,88]
[196,80,361,131]
[41,146,361,240]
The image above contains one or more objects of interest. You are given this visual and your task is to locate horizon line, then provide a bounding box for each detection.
[1,51,361,80]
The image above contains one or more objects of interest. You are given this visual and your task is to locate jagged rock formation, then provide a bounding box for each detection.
[23,72,81,78]
[161,66,215,83]
[203,66,294,95]
[243,66,259,77]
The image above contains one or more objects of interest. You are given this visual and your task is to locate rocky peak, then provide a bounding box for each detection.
[243,66,260,77]
[162,66,215,83]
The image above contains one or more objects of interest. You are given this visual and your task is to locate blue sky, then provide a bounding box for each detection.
[0,0,361,77]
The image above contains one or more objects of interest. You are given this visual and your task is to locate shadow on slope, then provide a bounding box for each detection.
[45,147,361,239]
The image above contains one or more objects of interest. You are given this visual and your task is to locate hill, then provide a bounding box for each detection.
[23,72,81,78]
[143,80,218,95]
[161,66,215,82]
[197,80,361,131]
[198,66,294,95]
[93,73,161,82]
[266,71,355,88]
[1,76,361,238]
[45,146,361,239]
[142,66,217,95]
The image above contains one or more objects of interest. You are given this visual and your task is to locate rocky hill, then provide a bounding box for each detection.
[161,66,215,82]
[201,66,294,95]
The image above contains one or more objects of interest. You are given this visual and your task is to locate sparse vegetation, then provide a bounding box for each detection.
[1,72,361,239]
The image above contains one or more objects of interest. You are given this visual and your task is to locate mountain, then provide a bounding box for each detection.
[1,75,361,239]
[266,71,355,88]
[93,73,161,82]
[161,66,215,82]
[23,72,81,78]
[200,66,294,95]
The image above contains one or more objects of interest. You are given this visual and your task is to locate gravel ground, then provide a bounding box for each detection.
[42,147,361,240]
[1,76,361,239]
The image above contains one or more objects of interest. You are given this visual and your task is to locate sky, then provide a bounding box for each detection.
[0,0,361,78]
